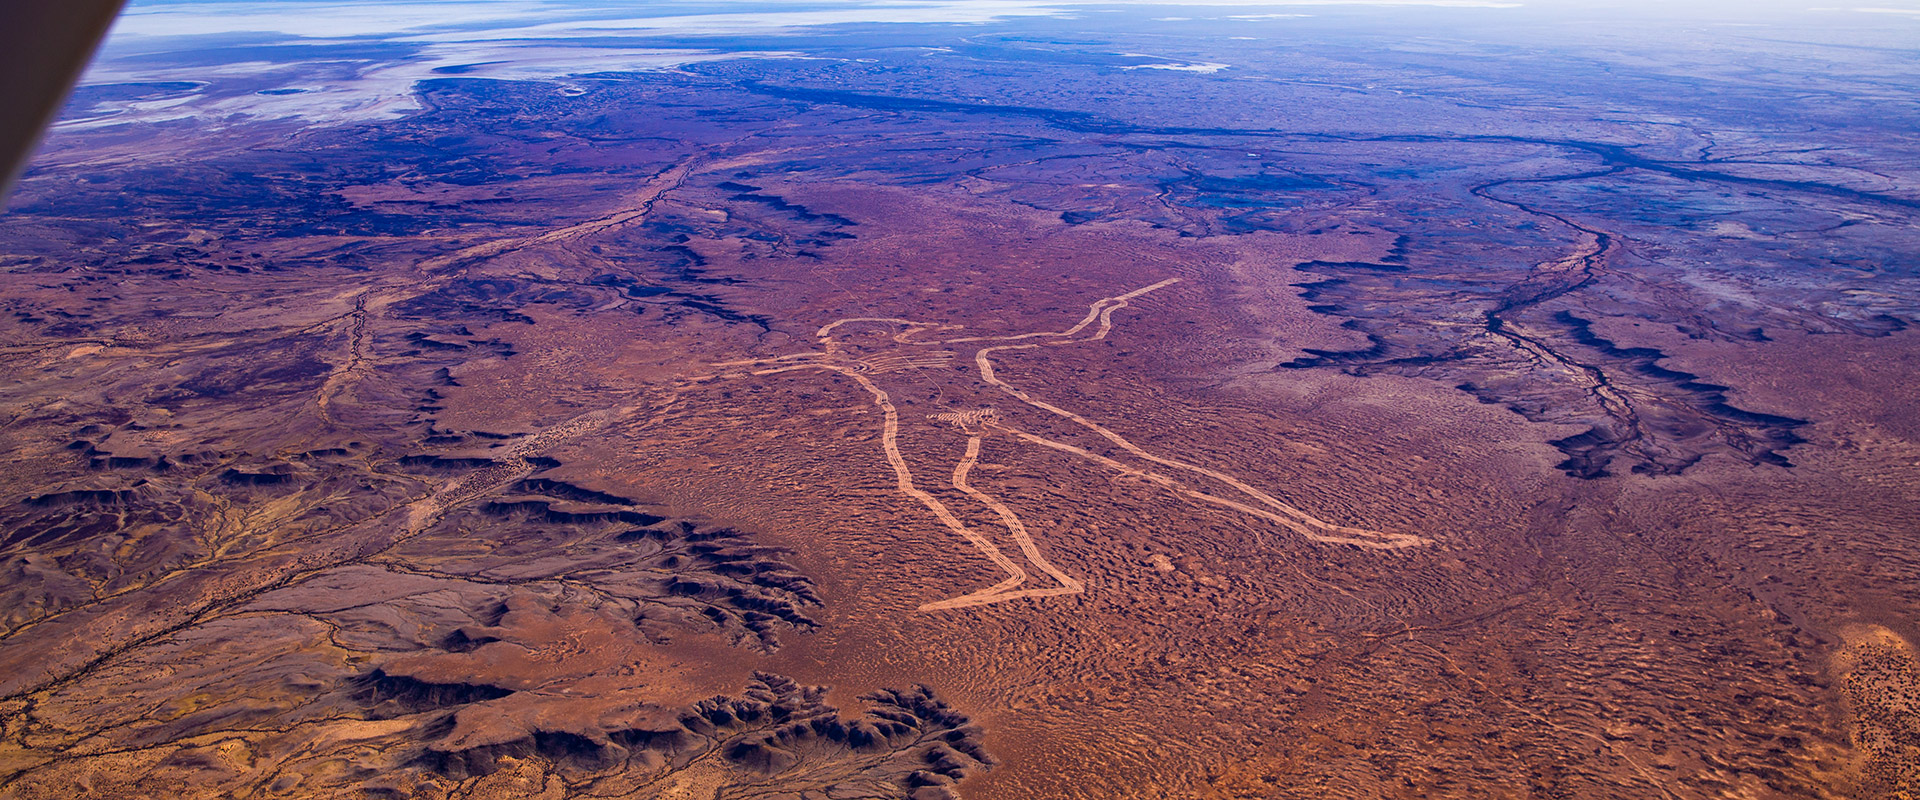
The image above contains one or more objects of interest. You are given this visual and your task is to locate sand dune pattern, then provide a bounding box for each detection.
[694,279,1427,611]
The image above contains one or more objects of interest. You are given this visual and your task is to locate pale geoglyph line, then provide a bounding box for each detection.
[701,276,1426,612]
[759,363,1034,604]
[744,362,1075,609]
[928,278,1182,345]
[977,363,1426,548]
[971,279,1428,551]
[815,317,942,342]
[992,423,1415,549]
[921,436,1085,611]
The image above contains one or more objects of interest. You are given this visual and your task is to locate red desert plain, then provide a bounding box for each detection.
[2,1,1919,798]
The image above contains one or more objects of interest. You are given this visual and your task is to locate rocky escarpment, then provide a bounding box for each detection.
[417,672,990,799]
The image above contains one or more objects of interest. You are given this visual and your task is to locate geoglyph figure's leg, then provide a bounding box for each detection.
[697,278,1425,613]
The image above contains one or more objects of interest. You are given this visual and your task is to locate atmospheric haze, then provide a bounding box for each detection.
[1,1,1918,799]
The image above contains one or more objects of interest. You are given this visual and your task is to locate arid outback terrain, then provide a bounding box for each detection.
[2,3,1919,798]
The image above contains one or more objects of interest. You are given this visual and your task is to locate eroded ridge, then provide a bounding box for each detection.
[696,279,1428,612]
